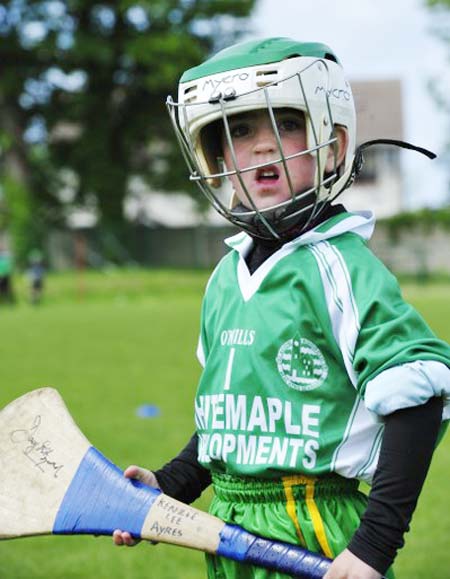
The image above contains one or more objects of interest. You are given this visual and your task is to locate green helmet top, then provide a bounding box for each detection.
[180,37,339,83]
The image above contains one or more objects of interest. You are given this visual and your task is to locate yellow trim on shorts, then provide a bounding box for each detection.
[305,479,334,559]
[281,475,334,559]
[282,476,306,546]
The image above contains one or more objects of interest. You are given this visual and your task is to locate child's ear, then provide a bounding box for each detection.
[325,126,349,173]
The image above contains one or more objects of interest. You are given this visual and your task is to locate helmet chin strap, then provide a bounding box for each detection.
[338,138,436,195]
[231,190,320,241]
[352,139,436,182]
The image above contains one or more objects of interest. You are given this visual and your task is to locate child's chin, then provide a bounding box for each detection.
[253,192,291,210]
[235,188,291,211]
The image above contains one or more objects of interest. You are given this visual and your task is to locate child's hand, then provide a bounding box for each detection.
[112,465,160,547]
[324,549,382,579]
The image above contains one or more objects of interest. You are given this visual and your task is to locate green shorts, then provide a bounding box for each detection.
[206,473,394,579]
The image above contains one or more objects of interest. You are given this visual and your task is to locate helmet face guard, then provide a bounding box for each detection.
[167,38,356,240]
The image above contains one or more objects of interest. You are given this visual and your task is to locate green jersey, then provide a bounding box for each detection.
[195,211,450,482]
[0,253,12,276]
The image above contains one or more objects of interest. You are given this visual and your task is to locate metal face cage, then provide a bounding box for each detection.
[167,59,344,240]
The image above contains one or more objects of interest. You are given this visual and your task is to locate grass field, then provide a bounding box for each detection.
[0,269,449,578]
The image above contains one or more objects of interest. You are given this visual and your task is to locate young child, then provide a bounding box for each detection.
[114,37,450,579]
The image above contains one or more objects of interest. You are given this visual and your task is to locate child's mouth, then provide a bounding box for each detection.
[255,165,280,183]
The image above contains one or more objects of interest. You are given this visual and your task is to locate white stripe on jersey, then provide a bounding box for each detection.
[309,240,382,483]
[309,241,359,386]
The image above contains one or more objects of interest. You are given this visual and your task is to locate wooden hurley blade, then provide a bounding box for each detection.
[0,388,223,549]
[0,388,90,538]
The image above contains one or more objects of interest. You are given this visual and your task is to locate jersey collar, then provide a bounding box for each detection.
[225,210,375,255]
[224,211,375,302]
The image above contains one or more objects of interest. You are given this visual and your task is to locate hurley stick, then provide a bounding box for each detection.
[0,388,331,578]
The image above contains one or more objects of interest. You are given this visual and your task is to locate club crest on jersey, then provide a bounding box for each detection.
[276,336,328,391]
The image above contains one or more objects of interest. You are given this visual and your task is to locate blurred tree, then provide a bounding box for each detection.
[0,0,256,262]
[425,0,450,200]
[426,0,450,7]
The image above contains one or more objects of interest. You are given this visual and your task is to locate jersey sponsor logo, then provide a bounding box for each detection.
[276,336,328,391]
[197,432,319,470]
[195,394,321,469]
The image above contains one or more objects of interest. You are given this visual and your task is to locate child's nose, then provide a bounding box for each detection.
[253,126,277,154]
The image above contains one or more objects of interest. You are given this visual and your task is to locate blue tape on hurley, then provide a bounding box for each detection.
[53,446,160,537]
[216,524,255,561]
[217,524,331,579]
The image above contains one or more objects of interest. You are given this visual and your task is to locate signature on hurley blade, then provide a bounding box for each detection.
[9,415,64,478]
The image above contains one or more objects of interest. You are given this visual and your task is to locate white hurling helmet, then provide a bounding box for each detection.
[167,37,356,240]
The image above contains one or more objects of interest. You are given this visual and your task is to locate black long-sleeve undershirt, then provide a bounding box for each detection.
[154,433,211,504]
[347,396,443,575]
[154,206,444,573]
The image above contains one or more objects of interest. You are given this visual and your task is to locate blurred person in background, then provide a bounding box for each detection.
[26,249,45,305]
[0,242,15,304]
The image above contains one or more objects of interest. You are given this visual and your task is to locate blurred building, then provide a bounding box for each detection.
[341,79,404,218]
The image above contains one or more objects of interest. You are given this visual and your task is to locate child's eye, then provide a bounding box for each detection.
[277,118,303,132]
[229,123,251,139]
